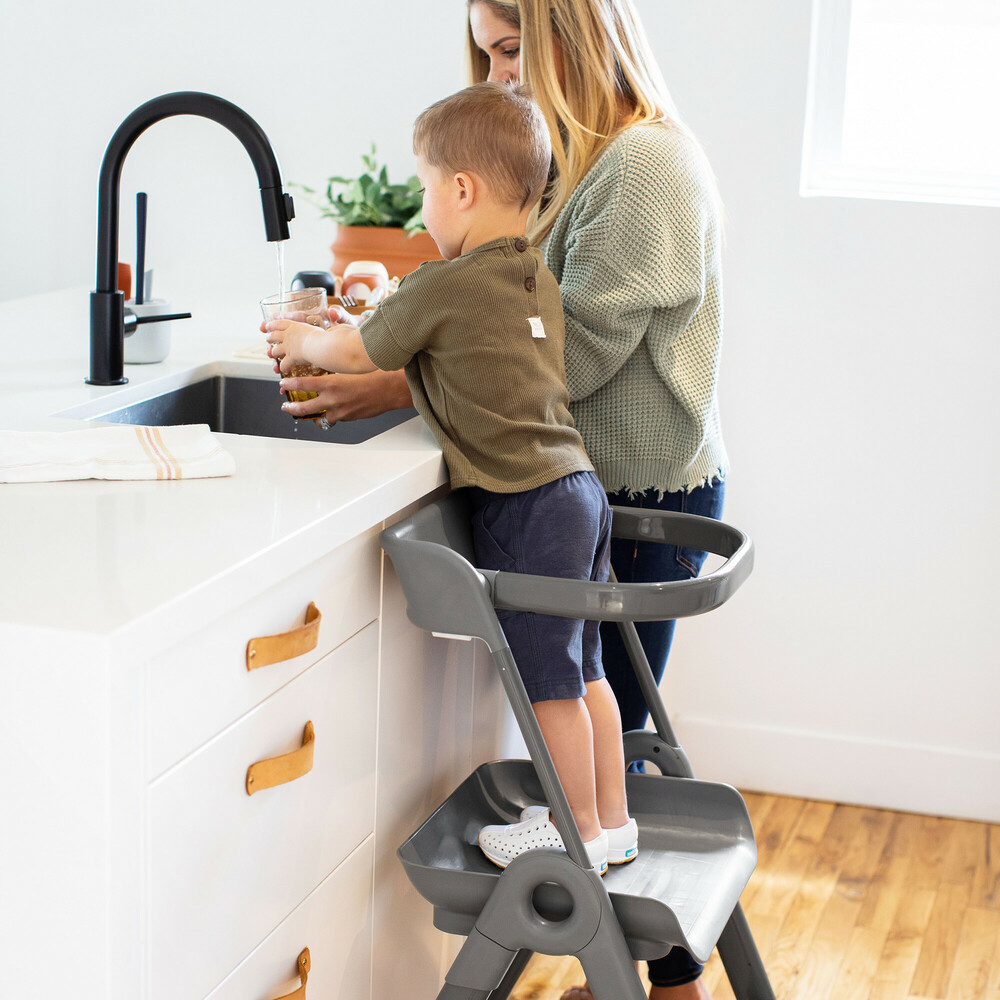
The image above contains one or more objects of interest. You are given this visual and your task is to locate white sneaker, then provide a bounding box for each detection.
[605,818,639,865]
[479,807,609,875]
[519,803,549,822]
[520,805,639,866]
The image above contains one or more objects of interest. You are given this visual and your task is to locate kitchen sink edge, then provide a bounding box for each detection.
[53,358,421,448]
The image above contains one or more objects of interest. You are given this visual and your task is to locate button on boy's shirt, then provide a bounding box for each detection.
[360,237,593,493]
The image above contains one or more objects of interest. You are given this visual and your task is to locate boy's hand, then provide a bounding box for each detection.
[264,318,315,374]
[258,309,309,334]
[329,304,361,328]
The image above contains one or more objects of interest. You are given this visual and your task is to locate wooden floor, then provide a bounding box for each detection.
[509,793,1000,1000]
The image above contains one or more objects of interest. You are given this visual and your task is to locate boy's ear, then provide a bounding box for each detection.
[453,171,478,210]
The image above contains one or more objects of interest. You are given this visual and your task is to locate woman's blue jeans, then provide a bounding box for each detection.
[602,479,725,988]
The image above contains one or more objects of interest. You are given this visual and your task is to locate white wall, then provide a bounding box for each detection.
[645,1,1000,822]
[0,0,466,306]
[3,0,997,821]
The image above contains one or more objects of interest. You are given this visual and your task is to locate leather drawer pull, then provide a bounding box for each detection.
[246,722,315,795]
[274,948,310,1000]
[246,602,322,671]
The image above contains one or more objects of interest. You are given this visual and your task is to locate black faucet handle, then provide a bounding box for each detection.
[123,309,192,336]
[134,311,192,324]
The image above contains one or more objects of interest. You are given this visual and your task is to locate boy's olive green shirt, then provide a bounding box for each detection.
[360,236,593,493]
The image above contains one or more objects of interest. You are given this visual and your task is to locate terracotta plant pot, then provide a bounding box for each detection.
[330,226,442,281]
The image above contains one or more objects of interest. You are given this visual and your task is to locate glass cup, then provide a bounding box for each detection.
[259,288,330,418]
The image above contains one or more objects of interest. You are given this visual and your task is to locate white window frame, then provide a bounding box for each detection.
[801,0,1000,208]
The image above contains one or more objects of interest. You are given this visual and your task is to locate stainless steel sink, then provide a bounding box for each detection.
[79,374,417,445]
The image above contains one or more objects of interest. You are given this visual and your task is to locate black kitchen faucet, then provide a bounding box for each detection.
[87,92,294,385]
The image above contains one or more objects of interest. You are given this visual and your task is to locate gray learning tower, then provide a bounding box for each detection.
[381,493,775,1000]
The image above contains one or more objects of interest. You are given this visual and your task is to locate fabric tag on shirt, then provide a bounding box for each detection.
[527,316,546,339]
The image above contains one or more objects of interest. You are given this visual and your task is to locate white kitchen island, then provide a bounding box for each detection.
[0,289,510,999]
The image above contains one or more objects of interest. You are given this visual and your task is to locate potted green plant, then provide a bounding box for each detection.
[298,145,441,280]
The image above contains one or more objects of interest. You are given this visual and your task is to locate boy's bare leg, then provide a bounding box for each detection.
[560,683,714,999]
[582,678,629,830]
[532,698,602,842]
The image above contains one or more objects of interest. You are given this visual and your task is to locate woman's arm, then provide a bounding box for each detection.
[278,369,413,421]
[553,127,718,402]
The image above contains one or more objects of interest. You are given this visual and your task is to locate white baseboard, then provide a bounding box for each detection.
[673,716,1000,824]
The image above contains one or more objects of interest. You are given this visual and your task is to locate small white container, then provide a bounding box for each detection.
[341,260,390,301]
[125,298,172,364]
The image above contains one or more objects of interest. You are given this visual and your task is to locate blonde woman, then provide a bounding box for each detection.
[282,8,728,993]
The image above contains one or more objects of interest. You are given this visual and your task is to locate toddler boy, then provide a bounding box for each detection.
[265,82,637,873]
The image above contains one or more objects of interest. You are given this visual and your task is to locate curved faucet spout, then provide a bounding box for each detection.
[89,91,295,385]
[95,91,294,295]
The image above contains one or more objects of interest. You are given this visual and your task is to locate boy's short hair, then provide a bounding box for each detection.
[413,82,551,210]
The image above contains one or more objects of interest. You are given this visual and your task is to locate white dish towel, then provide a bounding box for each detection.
[0,424,236,483]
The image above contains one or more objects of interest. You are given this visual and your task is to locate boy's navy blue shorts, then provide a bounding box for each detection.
[468,470,611,703]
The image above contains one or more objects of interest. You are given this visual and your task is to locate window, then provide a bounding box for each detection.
[801,0,1000,207]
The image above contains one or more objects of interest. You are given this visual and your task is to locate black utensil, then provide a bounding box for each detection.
[135,192,148,305]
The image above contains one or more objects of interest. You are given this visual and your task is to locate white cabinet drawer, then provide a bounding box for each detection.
[146,528,380,779]
[147,624,378,1000]
[203,837,373,1000]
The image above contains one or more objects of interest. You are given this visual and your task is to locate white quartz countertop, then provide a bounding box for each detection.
[0,287,446,649]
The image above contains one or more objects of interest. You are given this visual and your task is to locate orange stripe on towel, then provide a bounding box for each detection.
[143,427,175,480]
[134,427,166,480]
[151,427,182,480]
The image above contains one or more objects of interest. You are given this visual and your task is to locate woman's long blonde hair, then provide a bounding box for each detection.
[467,0,711,242]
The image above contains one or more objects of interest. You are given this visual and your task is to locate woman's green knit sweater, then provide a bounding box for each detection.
[543,121,728,495]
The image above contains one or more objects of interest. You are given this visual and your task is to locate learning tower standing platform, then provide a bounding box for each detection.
[381,493,775,1000]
